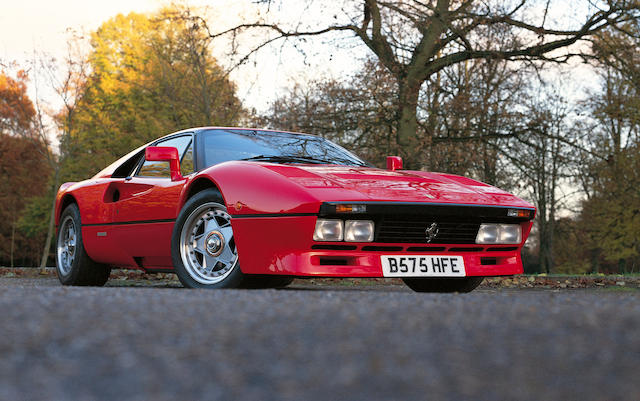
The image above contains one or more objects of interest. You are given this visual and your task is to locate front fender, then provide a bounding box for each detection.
[184,162,321,216]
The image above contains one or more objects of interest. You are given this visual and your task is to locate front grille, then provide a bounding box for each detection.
[376,218,480,244]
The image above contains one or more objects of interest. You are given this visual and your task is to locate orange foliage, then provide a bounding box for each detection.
[0,70,35,136]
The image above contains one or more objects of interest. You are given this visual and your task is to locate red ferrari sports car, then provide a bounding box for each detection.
[55,127,535,292]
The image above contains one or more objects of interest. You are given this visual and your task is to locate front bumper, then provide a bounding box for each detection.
[231,216,528,277]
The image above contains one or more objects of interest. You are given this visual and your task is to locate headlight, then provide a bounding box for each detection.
[313,219,344,241]
[344,220,374,242]
[476,224,521,244]
[498,224,521,244]
[476,224,499,244]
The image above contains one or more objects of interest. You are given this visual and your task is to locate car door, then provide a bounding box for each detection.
[110,134,195,268]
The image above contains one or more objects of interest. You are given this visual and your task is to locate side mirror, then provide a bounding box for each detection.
[386,156,403,171]
[145,146,183,181]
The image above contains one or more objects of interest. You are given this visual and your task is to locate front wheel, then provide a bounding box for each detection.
[402,277,484,293]
[172,189,245,289]
[56,204,111,286]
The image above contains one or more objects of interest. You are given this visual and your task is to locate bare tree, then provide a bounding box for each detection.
[29,38,90,269]
[193,0,639,165]
[255,59,397,165]
[495,88,578,273]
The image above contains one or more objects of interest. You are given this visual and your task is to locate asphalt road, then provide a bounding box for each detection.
[0,277,638,401]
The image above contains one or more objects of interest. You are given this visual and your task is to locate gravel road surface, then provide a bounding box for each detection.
[0,277,638,401]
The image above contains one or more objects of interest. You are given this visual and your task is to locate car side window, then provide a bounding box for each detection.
[181,142,194,176]
[111,150,145,178]
[137,135,193,178]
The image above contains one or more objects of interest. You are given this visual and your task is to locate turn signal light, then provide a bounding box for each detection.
[507,209,532,218]
[335,204,367,213]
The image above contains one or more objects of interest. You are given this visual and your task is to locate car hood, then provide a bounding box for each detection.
[261,164,533,208]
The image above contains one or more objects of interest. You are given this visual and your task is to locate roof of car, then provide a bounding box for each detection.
[167,127,314,138]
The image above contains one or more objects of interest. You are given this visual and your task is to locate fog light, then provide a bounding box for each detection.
[476,224,499,244]
[498,224,521,244]
[313,219,343,241]
[344,220,374,242]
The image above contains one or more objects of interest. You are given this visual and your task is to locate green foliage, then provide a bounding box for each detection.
[552,218,592,275]
[61,7,244,181]
[18,194,52,239]
[582,147,640,266]
[0,133,50,266]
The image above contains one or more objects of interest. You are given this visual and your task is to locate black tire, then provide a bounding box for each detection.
[240,275,294,289]
[402,277,484,293]
[171,189,245,289]
[56,204,111,286]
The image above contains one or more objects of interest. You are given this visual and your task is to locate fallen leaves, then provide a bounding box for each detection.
[0,268,638,290]
[482,275,640,290]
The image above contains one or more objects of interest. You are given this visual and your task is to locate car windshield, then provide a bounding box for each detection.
[201,129,369,168]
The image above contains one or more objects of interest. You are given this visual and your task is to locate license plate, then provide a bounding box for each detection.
[381,255,466,277]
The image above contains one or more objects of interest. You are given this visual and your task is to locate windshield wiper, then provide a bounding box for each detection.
[240,155,331,164]
[241,154,370,167]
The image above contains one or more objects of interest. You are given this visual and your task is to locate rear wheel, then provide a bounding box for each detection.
[172,189,245,289]
[56,204,111,286]
[402,277,484,293]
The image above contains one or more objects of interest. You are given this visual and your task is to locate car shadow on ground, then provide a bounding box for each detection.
[2,276,638,293]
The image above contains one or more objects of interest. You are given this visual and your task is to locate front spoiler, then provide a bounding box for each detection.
[231,216,528,277]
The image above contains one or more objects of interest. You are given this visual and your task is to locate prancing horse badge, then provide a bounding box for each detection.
[425,223,439,243]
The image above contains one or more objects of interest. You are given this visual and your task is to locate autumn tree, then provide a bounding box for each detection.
[572,21,640,273]
[581,147,640,272]
[61,7,244,180]
[0,70,50,267]
[550,217,592,274]
[199,0,639,167]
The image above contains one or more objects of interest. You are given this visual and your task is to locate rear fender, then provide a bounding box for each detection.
[55,182,78,227]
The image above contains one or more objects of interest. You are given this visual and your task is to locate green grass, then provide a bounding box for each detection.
[526,273,640,278]
[599,286,639,292]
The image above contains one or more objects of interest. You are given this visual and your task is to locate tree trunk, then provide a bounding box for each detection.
[618,258,627,274]
[539,231,551,274]
[396,79,423,167]
[40,169,59,269]
[538,215,556,274]
[590,249,600,274]
[10,218,15,268]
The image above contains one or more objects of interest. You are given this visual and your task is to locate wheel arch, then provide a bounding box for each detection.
[56,194,78,228]
[181,176,225,209]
